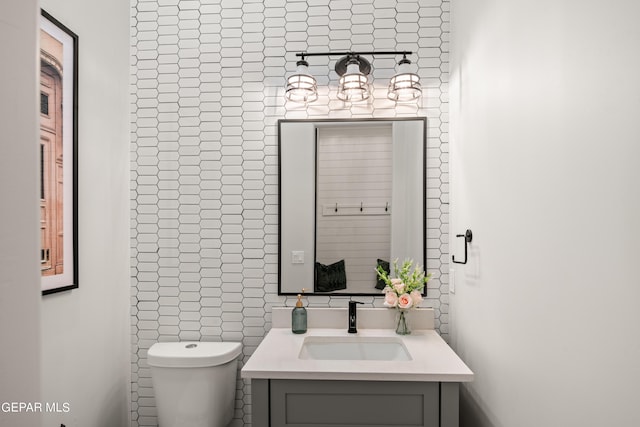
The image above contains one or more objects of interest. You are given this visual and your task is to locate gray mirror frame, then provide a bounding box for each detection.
[277,117,428,296]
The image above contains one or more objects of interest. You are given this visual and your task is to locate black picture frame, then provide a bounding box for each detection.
[40,10,79,295]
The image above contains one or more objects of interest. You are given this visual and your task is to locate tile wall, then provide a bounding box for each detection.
[130,0,449,425]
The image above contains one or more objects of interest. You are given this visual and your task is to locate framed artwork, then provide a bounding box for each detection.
[40,10,79,295]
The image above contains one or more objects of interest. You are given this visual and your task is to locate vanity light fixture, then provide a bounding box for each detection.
[285,51,421,104]
[285,55,318,104]
[336,54,371,102]
[387,54,422,102]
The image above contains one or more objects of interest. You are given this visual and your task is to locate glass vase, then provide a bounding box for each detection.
[395,310,411,335]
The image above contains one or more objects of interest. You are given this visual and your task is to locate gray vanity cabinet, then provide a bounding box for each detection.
[251,379,460,427]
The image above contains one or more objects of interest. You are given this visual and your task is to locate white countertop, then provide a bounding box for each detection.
[241,308,474,383]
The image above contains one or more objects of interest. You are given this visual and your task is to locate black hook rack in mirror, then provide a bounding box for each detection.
[452,229,473,264]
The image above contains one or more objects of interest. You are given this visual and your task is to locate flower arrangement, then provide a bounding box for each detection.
[376,259,431,310]
[376,259,431,334]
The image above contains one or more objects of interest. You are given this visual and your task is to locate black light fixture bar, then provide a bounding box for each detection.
[295,51,416,77]
[295,51,413,58]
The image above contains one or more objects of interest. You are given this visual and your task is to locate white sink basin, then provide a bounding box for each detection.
[298,336,412,361]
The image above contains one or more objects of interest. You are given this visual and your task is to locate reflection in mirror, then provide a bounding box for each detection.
[278,118,426,296]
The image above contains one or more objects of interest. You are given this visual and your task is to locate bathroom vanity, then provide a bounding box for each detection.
[242,308,473,427]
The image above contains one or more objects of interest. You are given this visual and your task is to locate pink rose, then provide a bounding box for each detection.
[382,286,393,293]
[392,280,405,294]
[398,293,413,309]
[410,290,423,307]
[384,292,398,308]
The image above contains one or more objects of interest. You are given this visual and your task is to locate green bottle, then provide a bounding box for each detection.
[292,293,307,334]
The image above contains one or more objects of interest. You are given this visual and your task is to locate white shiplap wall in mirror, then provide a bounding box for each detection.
[316,125,393,293]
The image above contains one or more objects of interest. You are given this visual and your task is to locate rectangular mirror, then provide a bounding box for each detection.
[278,118,426,296]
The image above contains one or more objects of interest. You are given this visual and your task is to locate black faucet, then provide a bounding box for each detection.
[348,300,364,333]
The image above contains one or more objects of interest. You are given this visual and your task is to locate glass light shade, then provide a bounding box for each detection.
[285,62,318,103]
[337,62,370,102]
[387,61,422,102]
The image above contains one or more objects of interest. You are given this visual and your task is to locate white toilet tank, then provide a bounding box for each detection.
[148,341,242,427]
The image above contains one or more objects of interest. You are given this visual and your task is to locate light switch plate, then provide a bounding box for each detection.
[291,251,305,264]
[449,268,455,294]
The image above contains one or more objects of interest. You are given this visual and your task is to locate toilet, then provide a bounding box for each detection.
[148,341,242,427]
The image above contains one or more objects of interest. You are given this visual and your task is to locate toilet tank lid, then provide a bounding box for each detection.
[148,341,242,368]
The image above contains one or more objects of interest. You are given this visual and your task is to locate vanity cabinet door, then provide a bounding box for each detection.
[270,379,440,427]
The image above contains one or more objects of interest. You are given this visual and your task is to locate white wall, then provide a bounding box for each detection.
[39,0,131,426]
[390,120,426,265]
[280,122,316,294]
[450,1,640,426]
[0,1,42,426]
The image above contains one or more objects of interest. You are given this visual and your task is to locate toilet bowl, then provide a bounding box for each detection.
[148,341,242,427]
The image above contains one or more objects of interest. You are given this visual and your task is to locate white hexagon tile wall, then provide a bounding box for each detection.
[130,0,450,425]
